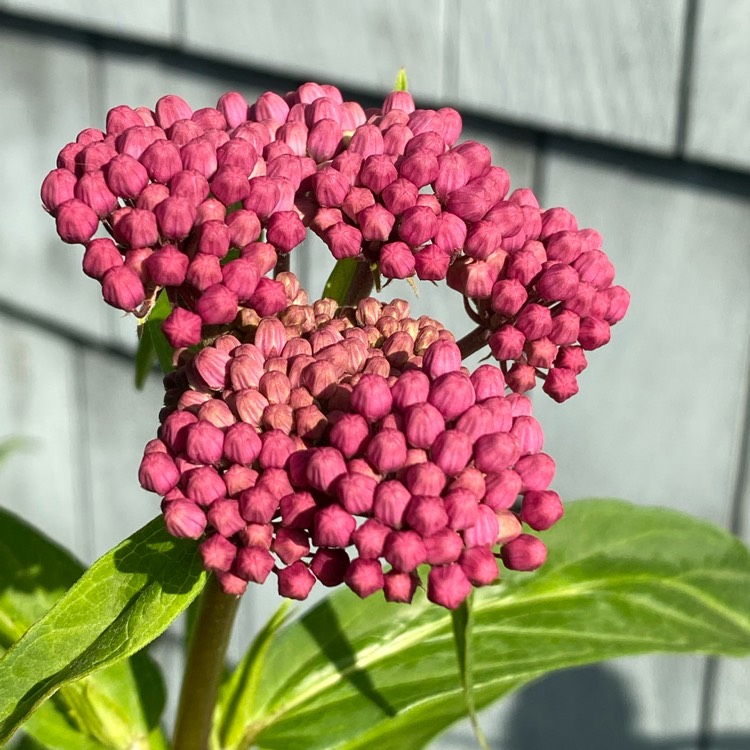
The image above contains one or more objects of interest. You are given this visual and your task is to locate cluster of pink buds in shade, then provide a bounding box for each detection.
[137,297,561,609]
[41,82,628,400]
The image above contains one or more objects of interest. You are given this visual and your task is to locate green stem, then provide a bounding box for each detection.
[173,575,240,750]
[343,261,375,307]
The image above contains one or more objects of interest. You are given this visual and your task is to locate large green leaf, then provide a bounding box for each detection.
[0,512,206,745]
[322,258,358,305]
[230,499,750,750]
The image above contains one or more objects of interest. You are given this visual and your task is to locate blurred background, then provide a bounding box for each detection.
[0,1,748,748]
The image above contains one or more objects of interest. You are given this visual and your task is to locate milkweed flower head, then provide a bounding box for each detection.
[138,297,560,608]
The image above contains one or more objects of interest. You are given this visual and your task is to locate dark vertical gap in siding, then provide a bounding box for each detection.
[172,0,186,47]
[674,0,700,155]
[441,0,461,101]
[73,345,96,563]
[531,132,548,206]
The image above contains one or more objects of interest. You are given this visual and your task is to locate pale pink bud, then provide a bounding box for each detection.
[170,169,210,206]
[524,337,558,368]
[431,429,472,476]
[196,283,238,324]
[358,204,395,242]
[345,558,384,598]
[41,168,77,213]
[217,92,249,128]
[277,561,316,599]
[249,89,288,123]
[106,105,143,136]
[427,564,471,609]
[193,346,230,390]
[55,199,99,244]
[341,186,374,221]
[164,500,207,539]
[82,238,123,280]
[505,363,537,394]
[200,534,236,573]
[405,495,448,537]
[540,207,577,240]
[340,100,367,129]
[274,122,307,157]
[101,266,145,311]
[462,504,500,547]
[239,242,276,277]
[145,244,188,286]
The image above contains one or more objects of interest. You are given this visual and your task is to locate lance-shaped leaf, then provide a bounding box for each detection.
[0,513,206,745]
[229,499,750,750]
[322,258,359,305]
[135,289,174,388]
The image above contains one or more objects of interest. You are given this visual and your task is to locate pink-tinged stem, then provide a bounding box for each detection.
[456,325,491,360]
[173,575,240,750]
[273,252,290,278]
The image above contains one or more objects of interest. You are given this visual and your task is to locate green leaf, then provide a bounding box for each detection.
[450,597,488,750]
[236,500,750,750]
[0,513,207,745]
[135,290,174,389]
[215,602,293,749]
[0,436,34,468]
[393,68,408,92]
[322,258,358,305]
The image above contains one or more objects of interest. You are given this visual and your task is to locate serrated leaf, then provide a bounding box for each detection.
[135,290,174,389]
[0,513,206,745]
[215,602,293,749]
[394,68,408,92]
[235,499,750,750]
[322,258,359,305]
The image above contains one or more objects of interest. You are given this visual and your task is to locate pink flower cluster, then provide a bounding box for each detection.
[138,298,560,608]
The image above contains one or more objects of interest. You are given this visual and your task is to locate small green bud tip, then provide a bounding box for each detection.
[394,68,408,92]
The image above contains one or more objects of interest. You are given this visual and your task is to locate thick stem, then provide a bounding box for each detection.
[343,261,375,307]
[173,575,240,750]
[456,325,491,360]
[273,252,290,278]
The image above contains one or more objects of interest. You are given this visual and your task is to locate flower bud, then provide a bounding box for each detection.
[200,534,236,573]
[101,266,145,311]
[428,371,475,420]
[357,204,396,242]
[183,466,226,506]
[206,498,245,537]
[578,316,611,350]
[504,363,536,394]
[360,154,398,194]
[349,123,384,157]
[398,205,438,246]
[404,462,446,497]
[323,222,363,260]
[313,504,356,547]
[223,421,262,465]
[186,253,221,291]
[381,178,419,217]
[384,530,427,572]
[55,199,99,244]
[277,561,316,600]
[233,389,269,427]
[382,90,416,114]
[196,283,238,325]
[218,91,250,128]
[138,452,180,494]
[520,490,563,531]
[235,546,275,583]
[489,326,525,361]
[463,504,500,547]
[180,138,218,179]
[106,105,144,136]
[303,446,346,493]
[41,168,77,213]
[310,548,350,587]
[351,374,393,421]
[185,420,224,464]
[513,452,555,492]
[239,485,279,524]
[75,169,118,217]
[431,429,472,476]
[258,429,296,468]
[547,310,579,346]
[540,207,577,240]
[404,403,445,449]
[113,207,159,248]
[365,429,407,474]
[345,558,385,598]
[382,124,414,156]
[459,547,498,586]
[164,500,207,539]
[378,241,414,279]
[266,210,306,252]
[273,527,310,564]
[82,238,123,280]
[405,495,448,536]
[398,150,439,188]
[326,411,368,457]
[414,245,451,281]
[153,95,192,130]
[501,534,547,571]
[427,564,471,609]
[541,367,578,403]
[145,244,189,286]
[170,169,210,206]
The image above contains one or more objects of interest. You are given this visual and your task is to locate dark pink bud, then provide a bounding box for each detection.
[501,534,547,571]
[452,141,490,180]
[75,140,117,175]
[307,118,343,162]
[414,245,451,281]
[216,139,258,175]
[335,472,376,514]
[447,258,497,299]
[382,90,416,114]
[345,558,384,598]
[101,266,145,311]
[181,138,218,179]
[398,205,438,246]
[170,169,210,206]
[545,231,583,264]
[304,446,347,493]
[405,495,448,536]
[312,167,349,208]
[218,92,249,128]
[450,467,486,500]
[124,247,153,282]
[422,527,462,565]
[76,128,104,146]
[421,340,460,380]
[206,498,245,537]
[404,462,445,497]
[432,212,466,253]
[371,479,409,527]
[472,432,521,474]
[444,182,495,223]
[139,140,181,184]
[489,326,525,361]
[200,534,236,572]
[273,528,310,565]
[428,371,475,421]
[444,488,479,530]
[460,547,498,586]
[239,485,279,524]
[390,370,430,411]
[252,90,290,123]
[238,521,271,548]
[183,465,226,506]
[328,413,369,459]
[360,154,398,194]
[515,304,552,341]
[164,500,207,539]
[276,122,308,157]
[455,405,494,442]
[266,210,306,253]
[578,317,611,350]
[436,107,462,145]
[82,238,123,280]
[241,241,277,275]
[192,343,230,389]
[431,429,472,476]
[209,165,249,205]
[41,168,77,213]
[599,285,630,325]
[216,571,247,596]
[536,263,579,301]
[525,337,558,368]
[378,241,414,279]
[510,415,544,455]
[232,122,273,153]
[235,546,275,583]
[113,207,159,248]
[145,244,188,286]
[258,429,296,468]
[348,124,384,157]
[155,197,197,240]
[398,150,439,188]
[383,124,414,156]
[139,452,180,494]
[520,490,563,531]
[279,491,316,529]
[427,564,471,609]
[169,119,204,148]
[571,250,615,290]
[223,211,259,248]
[540,207,577,240]
[323,222,363,260]
[154,95,192,130]
[341,186,375,221]
[434,150,470,198]
[185,420,224,464]
[253,317,286,359]
[313,504,356,547]
[351,519,388,559]
[468,366,504,401]
[192,221,229,260]
[221,422,260,466]
[514,452,555,492]
[547,310,580,346]
[277,561,316,600]
[358,204,396,242]
[187,253,222,291]
[463,220,502,260]
[554,346,587,375]
[55,199,99,244]
[381,178,419,216]
[351,373,393,421]
[191,107,226,130]
[404,403,445,449]
[310,548,350,587]
[543,367,579,402]
[382,570,417,603]
[159,410,196,455]
[384,530,427,572]
[196,284,238,325]
[298,360,337,400]
[106,105,143,136]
